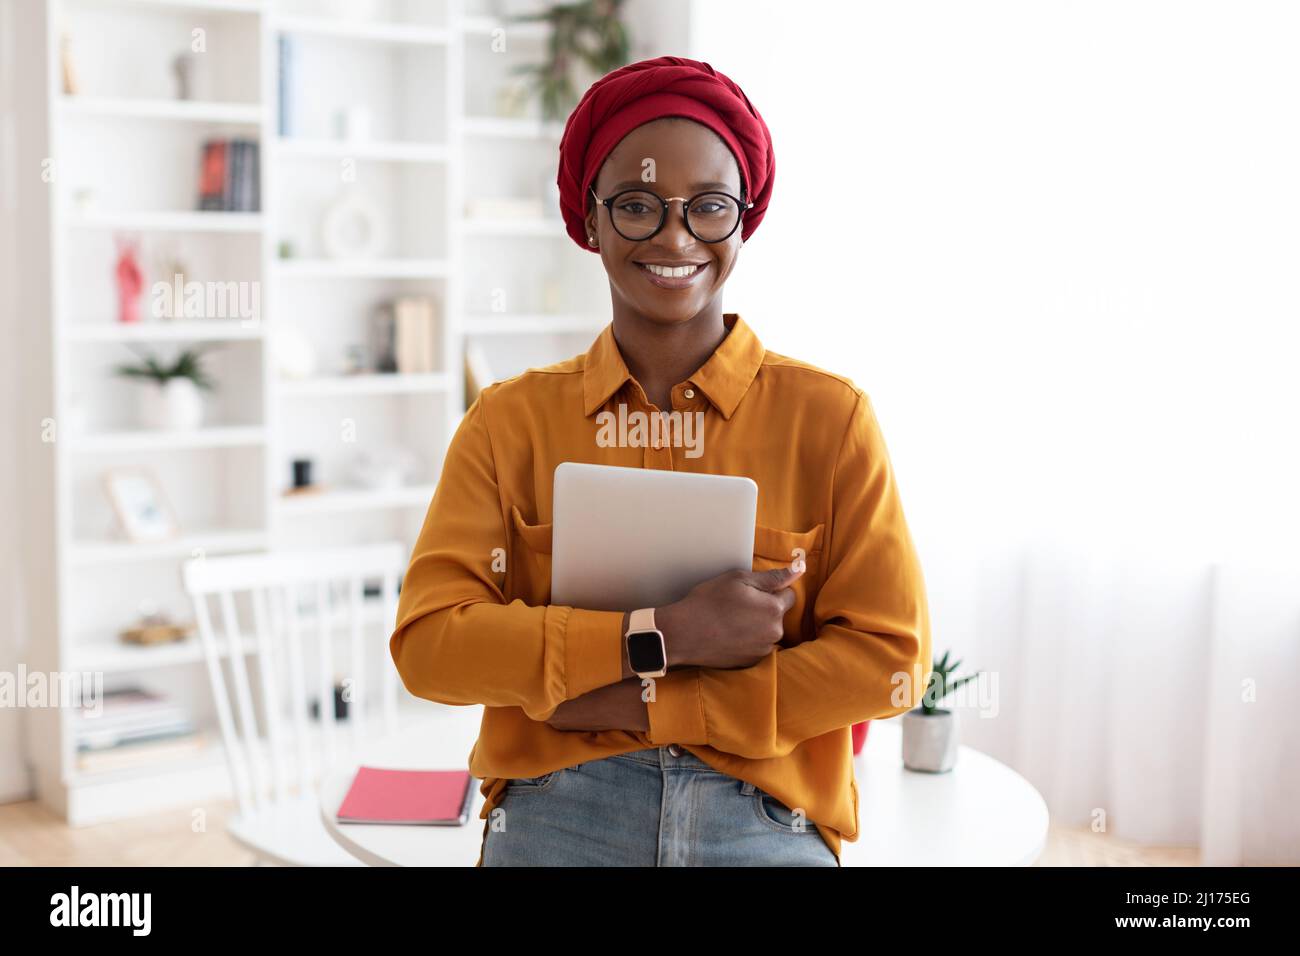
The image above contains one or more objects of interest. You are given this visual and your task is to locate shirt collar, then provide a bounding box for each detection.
[582,313,765,421]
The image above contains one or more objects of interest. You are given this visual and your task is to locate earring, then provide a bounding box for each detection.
[588,234,598,246]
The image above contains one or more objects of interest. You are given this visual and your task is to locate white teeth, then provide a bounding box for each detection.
[644,263,700,278]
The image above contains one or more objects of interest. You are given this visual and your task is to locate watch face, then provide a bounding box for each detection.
[627,630,666,674]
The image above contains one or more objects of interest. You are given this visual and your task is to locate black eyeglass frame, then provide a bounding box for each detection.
[590,186,754,243]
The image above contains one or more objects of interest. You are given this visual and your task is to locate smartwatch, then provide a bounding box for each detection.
[624,607,667,679]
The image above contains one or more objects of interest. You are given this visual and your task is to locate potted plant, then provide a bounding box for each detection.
[901,649,981,773]
[509,0,631,121]
[115,347,216,430]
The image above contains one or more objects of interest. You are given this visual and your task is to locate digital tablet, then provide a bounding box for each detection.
[551,461,758,611]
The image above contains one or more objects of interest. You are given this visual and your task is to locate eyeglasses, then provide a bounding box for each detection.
[590,187,753,243]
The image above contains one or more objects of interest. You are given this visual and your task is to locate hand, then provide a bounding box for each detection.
[545,677,650,733]
[656,565,803,670]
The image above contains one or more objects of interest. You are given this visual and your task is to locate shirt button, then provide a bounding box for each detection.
[667,744,683,757]
[683,388,695,399]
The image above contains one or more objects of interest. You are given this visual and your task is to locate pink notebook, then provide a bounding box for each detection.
[336,767,475,826]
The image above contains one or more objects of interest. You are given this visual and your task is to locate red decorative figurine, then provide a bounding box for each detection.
[114,236,144,324]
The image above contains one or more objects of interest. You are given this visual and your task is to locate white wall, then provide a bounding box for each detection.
[691,0,1300,557]
[687,1,1300,860]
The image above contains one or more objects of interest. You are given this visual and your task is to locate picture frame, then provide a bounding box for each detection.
[102,467,179,542]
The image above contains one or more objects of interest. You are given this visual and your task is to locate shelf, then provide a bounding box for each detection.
[58,95,263,125]
[274,15,451,46]
[278,484,436,516]
[462,116,565,140]
[64,320,263,342]
[278,373,450,396]
[274,258,449,279]
[274,137,449,163]
[69,635,247,673]
[69,425,267,453]
[73,0,263,12]
[67,529,268,567]
[462,313,607,336]
[460,217,565,238]
[66,211,263,233]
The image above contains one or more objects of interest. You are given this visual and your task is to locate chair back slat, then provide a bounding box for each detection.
[380,568,399,729]
[181,542,408,811]
[348,574,367,746]
[218,588,267,811]
[191,591,254,815]
[315,579,336,765]
[250,586,288,805]
[280,580,315,796]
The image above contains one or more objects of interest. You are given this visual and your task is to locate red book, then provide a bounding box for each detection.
[197,140,227,211]
[336,767,475,826]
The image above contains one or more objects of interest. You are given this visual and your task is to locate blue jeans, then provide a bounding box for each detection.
[481,746,839,866]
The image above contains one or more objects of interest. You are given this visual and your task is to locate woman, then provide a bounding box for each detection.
[390,56,931,866]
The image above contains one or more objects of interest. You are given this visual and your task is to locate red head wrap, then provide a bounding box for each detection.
[557,55,775,252]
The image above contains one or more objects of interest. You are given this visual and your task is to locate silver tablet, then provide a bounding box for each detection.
[551,461,758,611]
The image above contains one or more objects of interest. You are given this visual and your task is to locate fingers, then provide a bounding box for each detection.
[745,564,804,592]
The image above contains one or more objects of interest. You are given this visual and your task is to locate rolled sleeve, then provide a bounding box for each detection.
[644,669,708,745]
[561,606,627,700]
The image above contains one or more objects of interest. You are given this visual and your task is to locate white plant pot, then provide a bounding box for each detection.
[901,708,959,773]
[138,379,204,430]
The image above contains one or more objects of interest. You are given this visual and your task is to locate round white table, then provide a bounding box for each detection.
[839,719,1048,866]
[320,709,1048,867]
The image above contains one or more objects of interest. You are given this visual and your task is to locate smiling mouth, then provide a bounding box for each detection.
[635,261,709,289]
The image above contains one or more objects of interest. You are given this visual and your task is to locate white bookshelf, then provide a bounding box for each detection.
[58,96,266,124]
[19,0,690,824]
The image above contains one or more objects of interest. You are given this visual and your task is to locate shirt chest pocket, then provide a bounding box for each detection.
[752,522,825,644]
[510,505,824,640]
[509,505,553,605]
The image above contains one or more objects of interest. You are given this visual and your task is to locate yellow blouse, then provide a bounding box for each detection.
[390,313,932,864]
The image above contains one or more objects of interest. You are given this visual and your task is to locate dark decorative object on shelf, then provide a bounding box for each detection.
[311,684,349,723]
[285,457,325,497]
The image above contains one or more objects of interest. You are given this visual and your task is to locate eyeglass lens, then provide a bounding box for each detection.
[609,190,742,242]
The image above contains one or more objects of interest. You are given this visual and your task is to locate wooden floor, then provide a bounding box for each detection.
[0,798,1200,866]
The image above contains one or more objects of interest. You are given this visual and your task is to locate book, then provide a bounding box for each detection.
[224,138,238,211]
[197,138,260,211]
[369,303,397,372]
[395,296,437,373]
[76,733,206,774]
[75,686,195,750]
[336,767,475,826]
[277,35,294,137]
[197,141,227,211]
[249,139,260,212]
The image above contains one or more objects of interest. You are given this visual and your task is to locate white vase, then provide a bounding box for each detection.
[139,379,204,430]
[901,708,960,773]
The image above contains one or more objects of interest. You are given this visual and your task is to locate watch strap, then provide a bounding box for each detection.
[628,607,656,634]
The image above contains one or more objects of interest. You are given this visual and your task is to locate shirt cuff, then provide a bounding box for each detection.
[645,669,708,746]
[563,607,626,700]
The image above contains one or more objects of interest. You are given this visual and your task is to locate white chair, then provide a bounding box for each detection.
[181,542,406,866]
